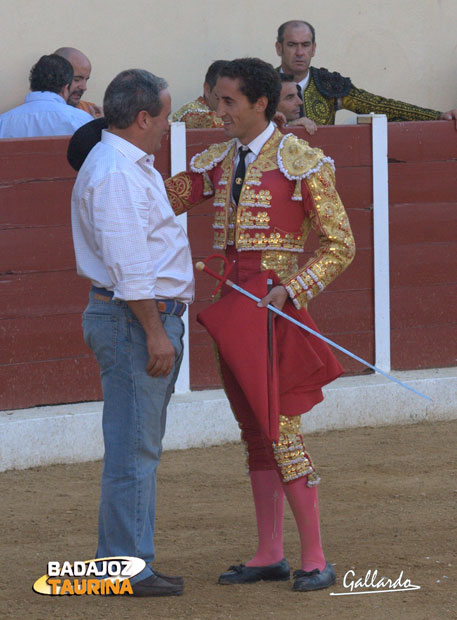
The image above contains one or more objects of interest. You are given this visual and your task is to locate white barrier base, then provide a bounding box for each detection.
[1,367,456,472]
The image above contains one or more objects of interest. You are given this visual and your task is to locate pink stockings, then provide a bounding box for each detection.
[245,470,285,567]
[246,469,326,572]
[283,477,326,572]
[218,355,326,571]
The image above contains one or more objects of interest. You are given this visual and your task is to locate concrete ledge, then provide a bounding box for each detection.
[303,366,457,431]
[1,367,456,472]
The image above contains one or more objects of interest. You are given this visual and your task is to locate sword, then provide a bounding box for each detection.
[196,255,432,403]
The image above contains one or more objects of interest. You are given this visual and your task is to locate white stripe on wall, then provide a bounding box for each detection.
[359,113,391,372]
[170,122,190,393]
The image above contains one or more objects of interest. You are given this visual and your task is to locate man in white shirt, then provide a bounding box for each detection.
[0,54,91,138]
[72,69,194,597]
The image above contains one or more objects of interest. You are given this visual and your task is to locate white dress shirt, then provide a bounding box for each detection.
[234,121,275,168]
[0,91,92,138]
[230,122,275,208]
[71,130,194,303]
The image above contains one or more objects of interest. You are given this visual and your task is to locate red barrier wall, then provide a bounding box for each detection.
[387,122,457,369]
[0,122,455,410]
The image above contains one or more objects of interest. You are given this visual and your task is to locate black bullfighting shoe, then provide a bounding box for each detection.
[293,561,336,592]
[218,558,290,585]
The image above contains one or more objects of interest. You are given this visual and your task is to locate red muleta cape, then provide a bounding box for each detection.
[197,270,343,442]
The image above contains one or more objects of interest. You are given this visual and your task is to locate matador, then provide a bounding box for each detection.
[166,58,356,592]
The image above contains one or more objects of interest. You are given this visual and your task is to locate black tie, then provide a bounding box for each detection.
[232,146,250,205]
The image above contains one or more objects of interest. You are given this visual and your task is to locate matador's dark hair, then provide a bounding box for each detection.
[219,57,281,122]
[205,60,229,90]
[279,73,295,83]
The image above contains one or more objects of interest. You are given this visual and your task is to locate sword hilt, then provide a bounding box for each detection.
[195,254,235,297]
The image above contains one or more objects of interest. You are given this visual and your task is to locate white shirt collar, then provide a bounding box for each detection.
[235,121,275,157]
[297,73,310,94]
[25,91,67,105]
[101,129,149,164]
[279,67,310,94]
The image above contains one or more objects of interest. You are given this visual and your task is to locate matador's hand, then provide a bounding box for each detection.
[257,285,289,312]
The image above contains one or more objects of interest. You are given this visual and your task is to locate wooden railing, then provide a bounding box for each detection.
[1,121,455,409]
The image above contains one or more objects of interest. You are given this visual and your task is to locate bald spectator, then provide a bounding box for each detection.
[278,74,317,135]
[55,47,103,117]
[172,60,227,128]
[0,54,92,138]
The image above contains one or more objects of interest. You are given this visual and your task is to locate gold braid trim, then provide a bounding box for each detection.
[302,73,442,124]
[190,140,235,174]
[342,87,441,122]
[172,97,224,128]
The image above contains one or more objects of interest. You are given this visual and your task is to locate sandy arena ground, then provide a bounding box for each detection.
[0,418,455,620]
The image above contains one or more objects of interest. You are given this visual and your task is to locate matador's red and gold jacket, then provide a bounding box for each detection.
[166,128,356,309]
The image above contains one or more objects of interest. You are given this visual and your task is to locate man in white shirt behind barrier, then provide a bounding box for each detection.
[0,54,91,138]
[71,69,194,597]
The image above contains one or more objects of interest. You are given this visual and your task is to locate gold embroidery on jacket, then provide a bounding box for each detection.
[238,210,270,229]
[283,163,355,308]
[165,173,194,216]
[239,188,273,209]
[301,74,440,124]
[260,251,299,281]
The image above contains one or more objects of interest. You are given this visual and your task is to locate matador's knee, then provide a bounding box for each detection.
[273,415,320,486]
[240,423,277,472]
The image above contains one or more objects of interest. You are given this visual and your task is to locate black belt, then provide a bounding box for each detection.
[91,287,186,317]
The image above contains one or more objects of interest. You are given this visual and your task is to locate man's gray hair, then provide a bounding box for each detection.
[103,69,168,129]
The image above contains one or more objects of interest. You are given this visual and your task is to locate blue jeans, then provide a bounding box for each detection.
[82,288,185,583]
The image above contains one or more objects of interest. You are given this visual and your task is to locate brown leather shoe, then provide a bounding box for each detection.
[131,574,184,597]
[152,569,184,586]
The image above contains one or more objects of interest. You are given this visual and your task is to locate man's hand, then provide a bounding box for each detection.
[257,285,289,312]
[272,110,287,130]
[88,103,104,118]
[145,330,175,377]
[127,299,175,377]
[440,108,457,120]
[287,116,317,135]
